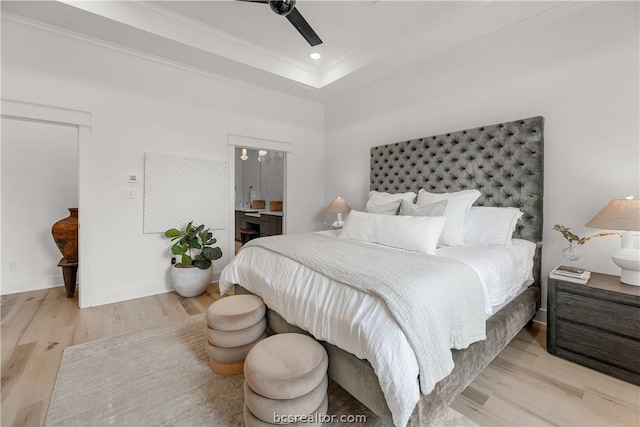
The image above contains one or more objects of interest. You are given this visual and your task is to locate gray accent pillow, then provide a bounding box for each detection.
[364,199,402,215]
[399,199,447,217]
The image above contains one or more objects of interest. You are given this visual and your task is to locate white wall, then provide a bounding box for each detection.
[1,119,78,293]
[324,3,640,320]
[1,18,325,305]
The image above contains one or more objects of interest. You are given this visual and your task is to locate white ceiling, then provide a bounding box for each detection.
[1,0,592,104]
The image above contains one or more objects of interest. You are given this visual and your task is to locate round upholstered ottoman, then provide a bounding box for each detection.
[205,294,266,375]
[243,333,329,425]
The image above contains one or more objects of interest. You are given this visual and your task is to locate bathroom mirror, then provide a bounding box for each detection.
[234,147,285,211]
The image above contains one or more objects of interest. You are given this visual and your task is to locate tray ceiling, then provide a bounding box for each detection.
[1,1,591,104]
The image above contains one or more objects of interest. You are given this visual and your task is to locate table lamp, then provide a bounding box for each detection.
[585,196,640,286]
[325,197,351,229]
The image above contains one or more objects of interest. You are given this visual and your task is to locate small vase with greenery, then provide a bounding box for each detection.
[164,221,223,297]
[553,224,617,264]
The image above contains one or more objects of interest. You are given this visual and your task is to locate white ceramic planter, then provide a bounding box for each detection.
[170,265,213,297]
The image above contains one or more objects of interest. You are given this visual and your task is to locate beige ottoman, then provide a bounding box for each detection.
[205,295,266,375]
[243,333,329,426]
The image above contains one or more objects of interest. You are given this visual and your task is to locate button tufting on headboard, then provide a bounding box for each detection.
[370,116,544,285]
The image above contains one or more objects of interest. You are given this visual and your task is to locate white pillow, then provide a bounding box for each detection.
[464,207,523,246]
[399,199,448,217]
[367,190,416,206]
[365,199,402,215]
[339,210,445,255]
[417,189,481,246]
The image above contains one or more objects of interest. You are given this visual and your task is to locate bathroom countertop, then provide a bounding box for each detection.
[244,210,284,218]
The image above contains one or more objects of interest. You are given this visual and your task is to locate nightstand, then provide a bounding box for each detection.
[547,272,640,385]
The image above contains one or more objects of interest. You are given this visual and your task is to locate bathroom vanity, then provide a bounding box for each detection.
[235,209,283,242]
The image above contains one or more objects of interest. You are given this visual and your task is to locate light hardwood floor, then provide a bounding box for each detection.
[1,285,639,427]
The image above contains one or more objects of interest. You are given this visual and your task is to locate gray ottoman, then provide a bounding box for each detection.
[243,333,329,426]
[205,295,266,375]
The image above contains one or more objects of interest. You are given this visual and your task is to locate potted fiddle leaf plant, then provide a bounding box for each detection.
[165,221,223,297]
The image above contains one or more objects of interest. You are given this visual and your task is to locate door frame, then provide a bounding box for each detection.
[227,134,292,259]
[1,98,94,307]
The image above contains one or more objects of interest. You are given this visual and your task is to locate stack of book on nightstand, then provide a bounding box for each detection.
[550,265,591,284]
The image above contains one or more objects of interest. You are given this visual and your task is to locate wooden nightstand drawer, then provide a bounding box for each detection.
[556,321,640,373]
[548,273,640,385]
[557,292,640,339]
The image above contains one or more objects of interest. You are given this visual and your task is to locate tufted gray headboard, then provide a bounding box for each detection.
[370,116,544,286]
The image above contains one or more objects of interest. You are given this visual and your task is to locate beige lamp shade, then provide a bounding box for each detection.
[585,199,640,231]
[325,197,351,214]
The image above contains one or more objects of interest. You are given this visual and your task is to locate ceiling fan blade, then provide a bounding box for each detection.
[286,7,322,46]
[238,0,269,3]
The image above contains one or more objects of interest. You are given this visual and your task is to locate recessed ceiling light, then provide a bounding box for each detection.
[309,52,322,60]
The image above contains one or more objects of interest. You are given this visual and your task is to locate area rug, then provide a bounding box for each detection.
[45,314,478,426]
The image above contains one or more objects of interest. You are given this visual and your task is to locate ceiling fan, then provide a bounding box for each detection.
[240,0,322,47]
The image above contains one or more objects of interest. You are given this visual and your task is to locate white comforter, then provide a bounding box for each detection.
[219,233,535,427]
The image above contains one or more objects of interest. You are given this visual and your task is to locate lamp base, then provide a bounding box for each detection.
[613,232,640,286]
[331,212,345,230]
[619,268,640,286]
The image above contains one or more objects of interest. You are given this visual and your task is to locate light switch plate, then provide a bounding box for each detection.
[122,188,135,199]
[127,173,139,183]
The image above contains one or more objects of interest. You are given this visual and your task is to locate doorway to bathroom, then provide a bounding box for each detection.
[234,147,285,253]
[227,135,291,258]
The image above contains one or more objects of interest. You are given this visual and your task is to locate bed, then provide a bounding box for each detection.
[220,116,544,426]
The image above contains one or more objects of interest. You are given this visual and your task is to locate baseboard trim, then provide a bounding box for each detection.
[1,275,64,295]
[88,271,222,307]
[90,280,173,307]
[534,308,547,324]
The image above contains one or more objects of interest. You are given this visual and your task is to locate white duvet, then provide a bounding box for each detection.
[219,233,535,427]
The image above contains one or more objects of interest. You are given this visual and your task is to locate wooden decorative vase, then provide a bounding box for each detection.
[51,208,79,262]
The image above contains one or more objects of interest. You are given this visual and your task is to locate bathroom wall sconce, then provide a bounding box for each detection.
[240,148,248,161]
[257,150,268,162]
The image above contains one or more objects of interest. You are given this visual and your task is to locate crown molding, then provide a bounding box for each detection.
[58,0,321,88]
[317,1,596,89]
[471,1,596,47]
[134,1,318,74]
[1,12,325,110]
[2,1,599,105]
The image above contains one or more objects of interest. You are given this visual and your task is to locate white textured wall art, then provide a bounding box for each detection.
[144,153,227,233]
